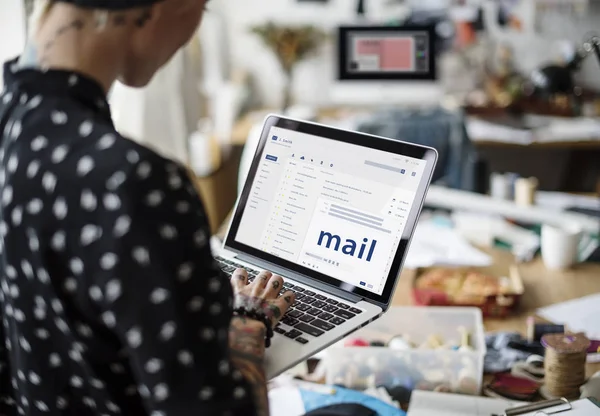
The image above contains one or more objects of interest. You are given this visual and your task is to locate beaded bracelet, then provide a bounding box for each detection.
[233,307,274,348]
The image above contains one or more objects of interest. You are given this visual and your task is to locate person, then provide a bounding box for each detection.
[0,1,295,415]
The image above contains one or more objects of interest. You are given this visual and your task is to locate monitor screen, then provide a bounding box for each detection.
[338,25,436,81]
[232,125,428,296]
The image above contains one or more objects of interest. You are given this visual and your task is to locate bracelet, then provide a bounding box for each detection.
[233,307,274,348]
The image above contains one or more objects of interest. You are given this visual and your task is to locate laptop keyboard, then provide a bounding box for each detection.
[216,256,363,344]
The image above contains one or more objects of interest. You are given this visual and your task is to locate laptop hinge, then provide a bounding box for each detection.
[235,253,363,304]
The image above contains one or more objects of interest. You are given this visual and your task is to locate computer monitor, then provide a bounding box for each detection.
[330,25,442,106]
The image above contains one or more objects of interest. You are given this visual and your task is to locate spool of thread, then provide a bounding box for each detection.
[388,336,412,351]
[526,316,535,342]
[344,338,370,347]
[514,177,538,206]
[490,173,511,200]
[458,326,473,352]
[541,333,590,399]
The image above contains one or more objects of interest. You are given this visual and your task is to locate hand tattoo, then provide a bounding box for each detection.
[229,318,268,416]
[268,304,281,320]
[272,280,280,290]
[229,318,266,358]
[234,295,281,324]
[284,296,292,304]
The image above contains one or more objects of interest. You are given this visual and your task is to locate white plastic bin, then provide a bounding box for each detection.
[325,307,486,395]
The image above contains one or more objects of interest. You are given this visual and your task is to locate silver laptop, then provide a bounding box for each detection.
[216,114,437,379]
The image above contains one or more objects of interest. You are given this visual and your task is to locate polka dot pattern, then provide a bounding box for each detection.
[0,59,255,415]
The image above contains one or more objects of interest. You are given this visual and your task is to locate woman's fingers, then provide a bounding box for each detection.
[264,274,284,298]
[251,271,272,294]
[230,268,248,291]
[272,290,296,318]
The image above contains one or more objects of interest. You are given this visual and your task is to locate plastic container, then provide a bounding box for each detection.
[325,307,486,395]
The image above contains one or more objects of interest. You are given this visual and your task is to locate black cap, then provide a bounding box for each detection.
[56,0,164,10]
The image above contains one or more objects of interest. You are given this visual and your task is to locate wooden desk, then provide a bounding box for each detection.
[393,248,600,377]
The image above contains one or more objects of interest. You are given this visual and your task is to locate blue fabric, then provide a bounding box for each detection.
[356,107,477,191]
[299,386,406,416]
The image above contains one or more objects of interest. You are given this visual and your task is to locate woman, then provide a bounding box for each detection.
[0,1,294,415]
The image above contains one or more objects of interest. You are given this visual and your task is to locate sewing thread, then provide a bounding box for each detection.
[542,333,590,399]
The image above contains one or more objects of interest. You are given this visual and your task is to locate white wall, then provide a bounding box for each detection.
[211,0,391,108]
[0,0,27,84]
[212,0,600,107]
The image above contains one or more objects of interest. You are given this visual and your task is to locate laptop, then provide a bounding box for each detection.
[216,114,437,379]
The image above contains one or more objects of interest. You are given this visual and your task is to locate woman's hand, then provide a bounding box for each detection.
[228,268,295,416]
[230,268,295,328]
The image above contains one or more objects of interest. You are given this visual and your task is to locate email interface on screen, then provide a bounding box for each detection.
[235,127,426,295]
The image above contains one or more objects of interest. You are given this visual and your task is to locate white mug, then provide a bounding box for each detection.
[541,223,582,270]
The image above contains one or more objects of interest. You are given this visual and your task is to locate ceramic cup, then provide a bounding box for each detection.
[541,223,582,270]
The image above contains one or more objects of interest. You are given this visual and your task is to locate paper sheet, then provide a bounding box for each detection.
[466,116,600,144]
[404,220,492,269]
[537,293,600,339]
[268,386,306,416]
[407,390,523,416]
[536,191,600,212]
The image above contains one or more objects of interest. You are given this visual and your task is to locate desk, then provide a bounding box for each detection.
[216,216,600,378]
[394,249,600,378]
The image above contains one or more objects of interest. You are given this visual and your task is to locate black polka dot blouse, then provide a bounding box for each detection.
[0,59,256,416]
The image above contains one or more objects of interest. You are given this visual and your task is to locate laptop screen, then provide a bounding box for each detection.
[232,124,428,296]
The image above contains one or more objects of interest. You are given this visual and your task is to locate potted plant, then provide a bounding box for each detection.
[251,22,327,112]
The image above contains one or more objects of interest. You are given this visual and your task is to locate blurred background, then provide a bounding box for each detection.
[2,1,599,232]
[2,1,600,412]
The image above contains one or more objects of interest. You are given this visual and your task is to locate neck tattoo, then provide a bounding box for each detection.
[17,19,86,71]
[40,19,86,67]
[16,10,150,71]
